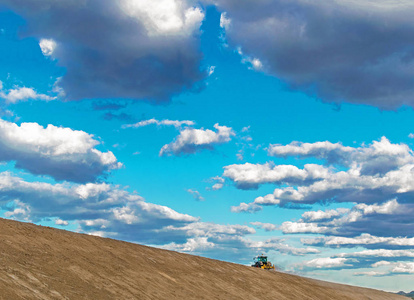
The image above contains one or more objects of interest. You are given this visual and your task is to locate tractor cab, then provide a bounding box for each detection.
[254,255,268,264]
[251,254,275,270]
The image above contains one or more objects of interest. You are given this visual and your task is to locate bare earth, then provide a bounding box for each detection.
[0,218,407,300]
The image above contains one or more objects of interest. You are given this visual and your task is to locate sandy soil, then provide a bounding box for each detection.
[0,218,408,299]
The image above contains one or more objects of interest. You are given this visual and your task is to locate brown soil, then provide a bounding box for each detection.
[0,218,407,300]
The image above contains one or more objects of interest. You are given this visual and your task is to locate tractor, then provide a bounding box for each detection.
[251,254,275,270]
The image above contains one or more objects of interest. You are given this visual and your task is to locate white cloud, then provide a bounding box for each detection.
[354,199,400,215]
[4,200,30,221]
[0,119,122,182]
[296,250,414,272]
[230,202,262,213]
[120,0,204,37]
[269,137,414,176]
[219,12,231,30]
[223,162,330,189]
[372,261,391,268]
[247,238,320,256]
[392,262,414,274]
[163,237,215,252]
[338,249,414,259]
[209,176,225,191]
[0,171,198,241]
[122,118,194,129]
[303,234,414,248]
[353,271,387,276]
[302,208,349,222]
[0,83,56,104]
[55,219,69,226]
[300,257,349,269]
[281,222,330,234]
[237,47,264,71]
[39,38,57,56]
[160,123,234,156]
[278,199,410,237]
[230,138,414,213]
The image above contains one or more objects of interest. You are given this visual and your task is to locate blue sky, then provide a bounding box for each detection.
[1,0,414,292]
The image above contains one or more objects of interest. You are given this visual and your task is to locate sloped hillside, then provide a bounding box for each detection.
[0,218,407,300]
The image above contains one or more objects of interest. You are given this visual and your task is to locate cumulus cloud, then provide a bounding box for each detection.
[123,118,194,129]
[55,219,69,226]
[392,262,414,274]
[230,202,262,213]
[231,138,414,215]
[159,123,234,156]
[213,0,414,109]
[302,234,414,250]
[279,199,414,238]
[338,249,414,259]
[223,162,330,189]
[226,137,414,266]
[268,137,413,176]
[0,119,122,182]
[208,176,225,191]
[39,38,57,57]
[298,250,414,272]
[0,81,56,104]
[0,171,198,244]
[1,0,206,102]
[299,257,350,270]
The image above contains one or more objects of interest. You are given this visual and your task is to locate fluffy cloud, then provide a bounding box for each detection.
[299,257,350,270]
[227,137,414,270]
[208,176,225,191]
[0,119,122,182]
[338,249,414,259]
[279,199,414,238]
[223,162,330,189]
[231,138,414,212]
[39,38,56,57]
[213,0,414,109]
[298,250,414,272]
[160,123,234,156]
[123,118,194,129]
[268,137,413,176]
[0,81,56,104]
[392,262,414,274]
[302,234,414,249]
[230,202,262,213]
[1,0,206,102]
[0,171,198,244]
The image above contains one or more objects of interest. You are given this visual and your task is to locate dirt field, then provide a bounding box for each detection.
[0,218,407,299]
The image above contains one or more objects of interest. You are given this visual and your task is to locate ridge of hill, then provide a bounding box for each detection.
[0,218,408,299]
[398,291,414,299]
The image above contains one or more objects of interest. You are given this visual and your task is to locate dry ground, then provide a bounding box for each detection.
[0,218,408,299]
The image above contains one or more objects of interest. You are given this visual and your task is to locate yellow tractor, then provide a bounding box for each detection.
[251,254,275,270]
